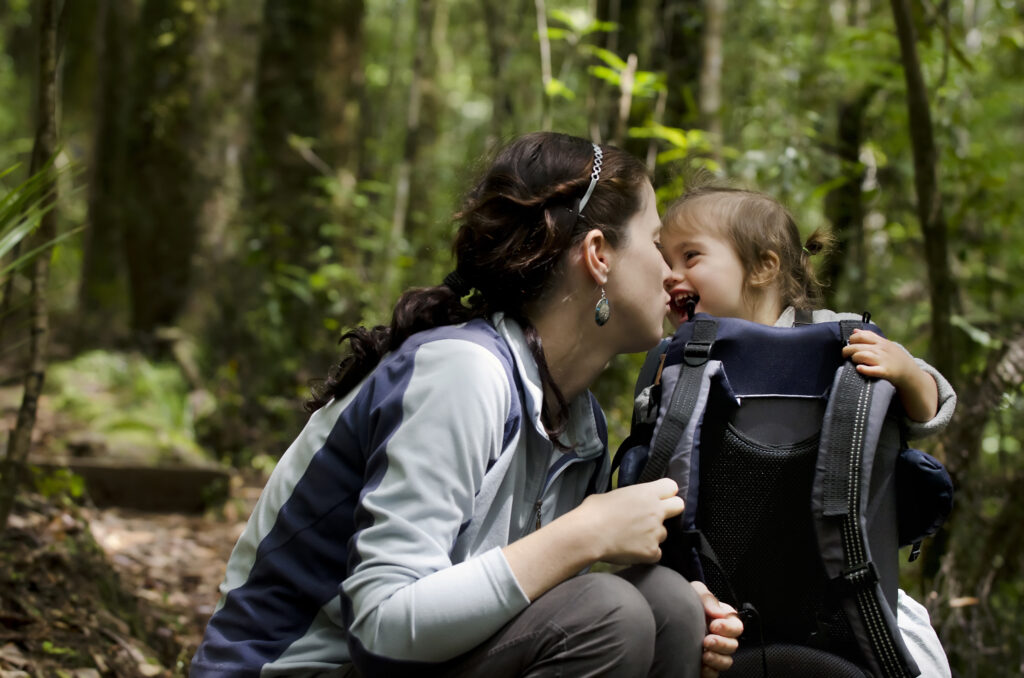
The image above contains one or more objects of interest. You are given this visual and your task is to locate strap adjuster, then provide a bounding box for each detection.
[833,561,879,593]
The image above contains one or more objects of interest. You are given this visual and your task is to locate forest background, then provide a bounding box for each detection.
[0,0,1021,676]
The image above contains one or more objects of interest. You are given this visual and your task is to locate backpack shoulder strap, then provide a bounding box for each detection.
[639,317,718,484]
[794,308,814,326]
[816,318,920,678]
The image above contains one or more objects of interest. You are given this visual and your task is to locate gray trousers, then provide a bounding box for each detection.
[343,564,706,678]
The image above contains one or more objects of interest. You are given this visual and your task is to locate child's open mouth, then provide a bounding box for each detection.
[670,294,700,321]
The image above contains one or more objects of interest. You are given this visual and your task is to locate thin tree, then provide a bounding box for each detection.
[0,0,60,531]
[382,0,433,304]
[698,0,725,162]
[534,0,553,130]
[889,0,955,383]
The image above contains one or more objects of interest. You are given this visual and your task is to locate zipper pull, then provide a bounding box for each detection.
[534,499,543,531]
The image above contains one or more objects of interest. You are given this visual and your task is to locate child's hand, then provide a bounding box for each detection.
[841,329,939,423]
[690,580,742,677]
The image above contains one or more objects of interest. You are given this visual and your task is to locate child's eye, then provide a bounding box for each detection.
[684,250,700,262]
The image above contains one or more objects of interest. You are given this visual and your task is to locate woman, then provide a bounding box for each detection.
[191,132,741,678]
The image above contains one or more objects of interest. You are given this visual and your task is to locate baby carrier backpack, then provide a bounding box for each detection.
[614,312,953,678]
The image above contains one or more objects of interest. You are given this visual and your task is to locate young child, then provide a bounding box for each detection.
[658,184,955,676]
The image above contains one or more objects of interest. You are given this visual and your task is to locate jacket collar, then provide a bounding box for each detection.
[492,313,606,460]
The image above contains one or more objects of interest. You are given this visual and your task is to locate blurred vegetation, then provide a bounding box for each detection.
[0,0,1021,674]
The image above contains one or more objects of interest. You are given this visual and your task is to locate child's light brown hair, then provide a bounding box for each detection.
[663,184,834,311]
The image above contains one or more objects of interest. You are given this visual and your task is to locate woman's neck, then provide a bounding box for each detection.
[530,304,612,404]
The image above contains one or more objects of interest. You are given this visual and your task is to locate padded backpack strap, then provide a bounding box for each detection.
[818,321,920,678]
[638,318,717,484]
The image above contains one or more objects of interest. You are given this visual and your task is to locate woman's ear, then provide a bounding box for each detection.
[748,250,781,288]
[581,228,611,285]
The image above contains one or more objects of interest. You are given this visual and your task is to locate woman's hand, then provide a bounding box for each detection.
[578,477,685,565]
[503,478,683,601]
[690,580,743,678]
[842,329,939,423]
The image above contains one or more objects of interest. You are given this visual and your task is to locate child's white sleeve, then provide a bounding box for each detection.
[897,589,952,678]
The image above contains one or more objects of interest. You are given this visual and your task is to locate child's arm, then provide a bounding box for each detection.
[841,329,938,423]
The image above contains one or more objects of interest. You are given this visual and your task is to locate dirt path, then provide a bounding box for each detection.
[83,482,262,670]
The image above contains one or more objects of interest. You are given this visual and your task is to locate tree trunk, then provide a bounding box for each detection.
[481,0,526,146]
[0,0,60,532]
[120,0,219,349]
[612,53,638,148]
[77,0,134,347]
[383,0,433,305]
[823,86,877,311]
[656,0,703,131]
[534,0,552,130]
[650,0,703,186]
[924,331,1024,588]
[889,0,956,384]
[698,0,724,161]
[243,0,366,327]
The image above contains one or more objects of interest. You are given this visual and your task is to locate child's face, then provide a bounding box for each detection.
[661,219,752,327]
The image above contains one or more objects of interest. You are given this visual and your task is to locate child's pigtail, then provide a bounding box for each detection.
[797,228,836,308]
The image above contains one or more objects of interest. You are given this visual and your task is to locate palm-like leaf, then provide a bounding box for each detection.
[0,158,76,283]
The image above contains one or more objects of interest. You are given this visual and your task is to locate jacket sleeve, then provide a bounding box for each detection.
[342,338,531,663]
[904,356,956,440]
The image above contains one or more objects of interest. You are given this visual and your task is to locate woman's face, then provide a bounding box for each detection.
[606,181,672,352]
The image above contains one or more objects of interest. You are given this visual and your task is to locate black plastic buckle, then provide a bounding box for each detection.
[683,340,713,366]
[833,561,879,594]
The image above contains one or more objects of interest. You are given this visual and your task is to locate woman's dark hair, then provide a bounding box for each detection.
[663,184,834,311]
[308,132,650,442]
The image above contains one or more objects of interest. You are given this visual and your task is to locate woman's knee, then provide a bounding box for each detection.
[530,572,658,676]
[619,564,705,629]
[555,573,658,645]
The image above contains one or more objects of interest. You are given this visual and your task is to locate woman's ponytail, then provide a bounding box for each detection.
[306,285,480,412]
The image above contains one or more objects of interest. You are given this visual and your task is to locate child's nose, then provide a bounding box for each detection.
[664,266,683,291]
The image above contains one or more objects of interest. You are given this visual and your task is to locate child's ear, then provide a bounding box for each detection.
[748,251,781,288]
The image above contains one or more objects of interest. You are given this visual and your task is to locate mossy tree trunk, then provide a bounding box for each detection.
[76,0,135,348]
[120,0,219,350]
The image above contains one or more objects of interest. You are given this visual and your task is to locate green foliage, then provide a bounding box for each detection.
[30,467,85,502]
[0,159,76,283]
[46,352,209,466]
[1,0,1022,671]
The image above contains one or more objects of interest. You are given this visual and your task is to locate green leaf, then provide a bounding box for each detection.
[583,45,628,71]
[587,65,621,87]
[951,314,999,349]
[545,78,576,100]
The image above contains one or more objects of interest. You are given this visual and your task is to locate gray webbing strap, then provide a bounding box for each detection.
[824,321,915,678]
[638,319,717,484]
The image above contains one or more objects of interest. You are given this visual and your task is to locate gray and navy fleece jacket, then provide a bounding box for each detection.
[190,314,611,677]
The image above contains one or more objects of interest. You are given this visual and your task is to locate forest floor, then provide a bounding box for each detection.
[0,360,264,677]
[0,483,260,678]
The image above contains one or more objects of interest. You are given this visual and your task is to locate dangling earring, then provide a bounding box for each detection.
[594,288,611,326]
